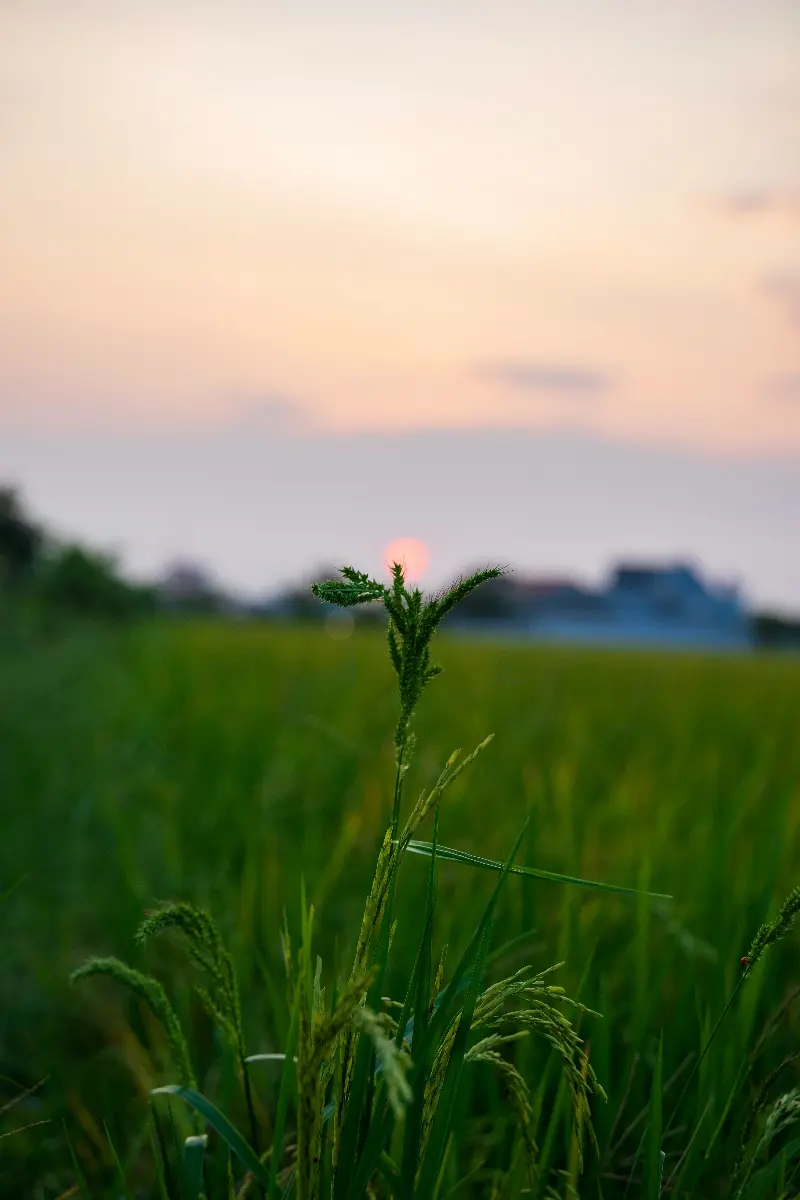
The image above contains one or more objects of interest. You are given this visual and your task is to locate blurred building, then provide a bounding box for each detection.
[450,560,751,649]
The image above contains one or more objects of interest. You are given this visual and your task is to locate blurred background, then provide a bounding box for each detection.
[2,4,800,1198]
[1,0,799,617]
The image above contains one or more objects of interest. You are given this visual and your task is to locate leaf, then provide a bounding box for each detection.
[413,821,530,1199]
[152,1085,270,1190]
[345,1091,395,1200]
[63,1121,90,1200]
[245,1053,297,1065]
[642,1034,664,1200]
[400,806,438,1192]
[416,912,495,1200]
[268,982,300,1199]
[739,1134,800,1200]
[406,840,672,898]
[182,1134,208,1200]
[420,820,530,1064]
[103,1120,131,1200]
[149,1127,171,1200]
[334,870,398,1200]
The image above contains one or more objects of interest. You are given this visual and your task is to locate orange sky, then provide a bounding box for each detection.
[1,1,799,454]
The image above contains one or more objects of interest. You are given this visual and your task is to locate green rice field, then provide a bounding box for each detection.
[2,619,800,1197]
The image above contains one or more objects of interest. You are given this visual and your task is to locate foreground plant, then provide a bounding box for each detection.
[74,561,691,1198]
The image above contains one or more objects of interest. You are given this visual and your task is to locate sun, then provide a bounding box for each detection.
[383,536,430,583]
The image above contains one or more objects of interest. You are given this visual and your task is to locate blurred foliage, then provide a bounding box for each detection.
[0,486,155,623]
[2,621,799,1195]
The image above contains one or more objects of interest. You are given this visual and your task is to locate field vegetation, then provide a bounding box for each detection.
[2,570,800,1197]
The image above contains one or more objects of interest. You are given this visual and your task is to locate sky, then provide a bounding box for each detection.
[1,2,799,607]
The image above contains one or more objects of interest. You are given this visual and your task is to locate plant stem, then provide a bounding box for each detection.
[391,731,407,839]
[665,977,743,1137]
[241,1047,263,1197]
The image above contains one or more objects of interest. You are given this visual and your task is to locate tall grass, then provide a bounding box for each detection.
[2,572,800,1196]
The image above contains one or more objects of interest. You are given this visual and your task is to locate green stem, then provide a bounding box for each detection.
[391,730,407,839]
[240,1044,263,1197]
[623,977,744,1199]
[665,977,743,1137]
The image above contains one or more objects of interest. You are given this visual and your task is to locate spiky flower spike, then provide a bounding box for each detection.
[743,886,800,976]
[312,562,503,823]
[71,957,196,1092]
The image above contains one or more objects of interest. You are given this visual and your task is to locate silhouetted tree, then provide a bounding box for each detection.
[0,487,43,586]
[39,544,156,619]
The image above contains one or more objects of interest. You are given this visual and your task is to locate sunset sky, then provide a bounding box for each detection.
[1,2,799,606]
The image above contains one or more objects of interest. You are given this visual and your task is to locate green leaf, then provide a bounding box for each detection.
[400,806,439,1193]
[642,1033,664,1200]
[345,1091,395,1200]
[152,1085,270,1190]
[245,1053,296,1064]
[182,1134,208,1200]
[419,820,530,1066]
[416,911,495,1200]
[268,982,301,1200]
[149,1127,171,1200]
[413,820,529,1199]
[104,1120,131,1200]
[739,1134,800,1200]
[63,1121,90,1200]
[406,840,671,898]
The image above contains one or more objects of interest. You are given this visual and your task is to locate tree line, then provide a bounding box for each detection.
[0,486,156,620]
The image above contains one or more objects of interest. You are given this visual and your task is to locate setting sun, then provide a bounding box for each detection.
[383,537,430,583]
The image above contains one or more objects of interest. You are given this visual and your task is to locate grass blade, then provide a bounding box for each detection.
[63,1121,90,1200]
[182,1134,208,1200]
[334,868,398,1199]
[268,980,301,1200]
[152,1085,270,1189]
[415,911,495,1200]
[413,820,530,1199]
[642,1033,664,1200]
[739,1135,800,1200]
[103,1120,131,1200]
[149,1125,171,1200]
[406,841,671,898]
[399,805,438,1192]
[345,1090,395,1200]
[418,819,530,1065]
[246,1054,295,1064]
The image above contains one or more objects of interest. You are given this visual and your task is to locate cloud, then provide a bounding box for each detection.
[718,189,800,221]
[473,361,613,397]
[762,272,800,328]
[224,394,315,434]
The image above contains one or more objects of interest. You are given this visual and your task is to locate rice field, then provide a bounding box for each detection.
[2,617,800,1197]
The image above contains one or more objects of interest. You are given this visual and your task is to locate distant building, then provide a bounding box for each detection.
[449,560,751,649]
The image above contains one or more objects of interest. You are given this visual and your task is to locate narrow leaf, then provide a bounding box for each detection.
[406,840,671,898]
[400,807,438,1191]
[63,1121,90,1200]
[103,1121,131,1200]
[246,1053,296,1064]
[420,820,529,1062]
[152,1085,270,1190]
[182,1134,208,1200]
[345,1091,395,1200]
[740,1134,800,1200]
[642,1034,664,1200]
[416,913,495,1199]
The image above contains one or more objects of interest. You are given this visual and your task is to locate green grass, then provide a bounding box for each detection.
[2,616,800,1196]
